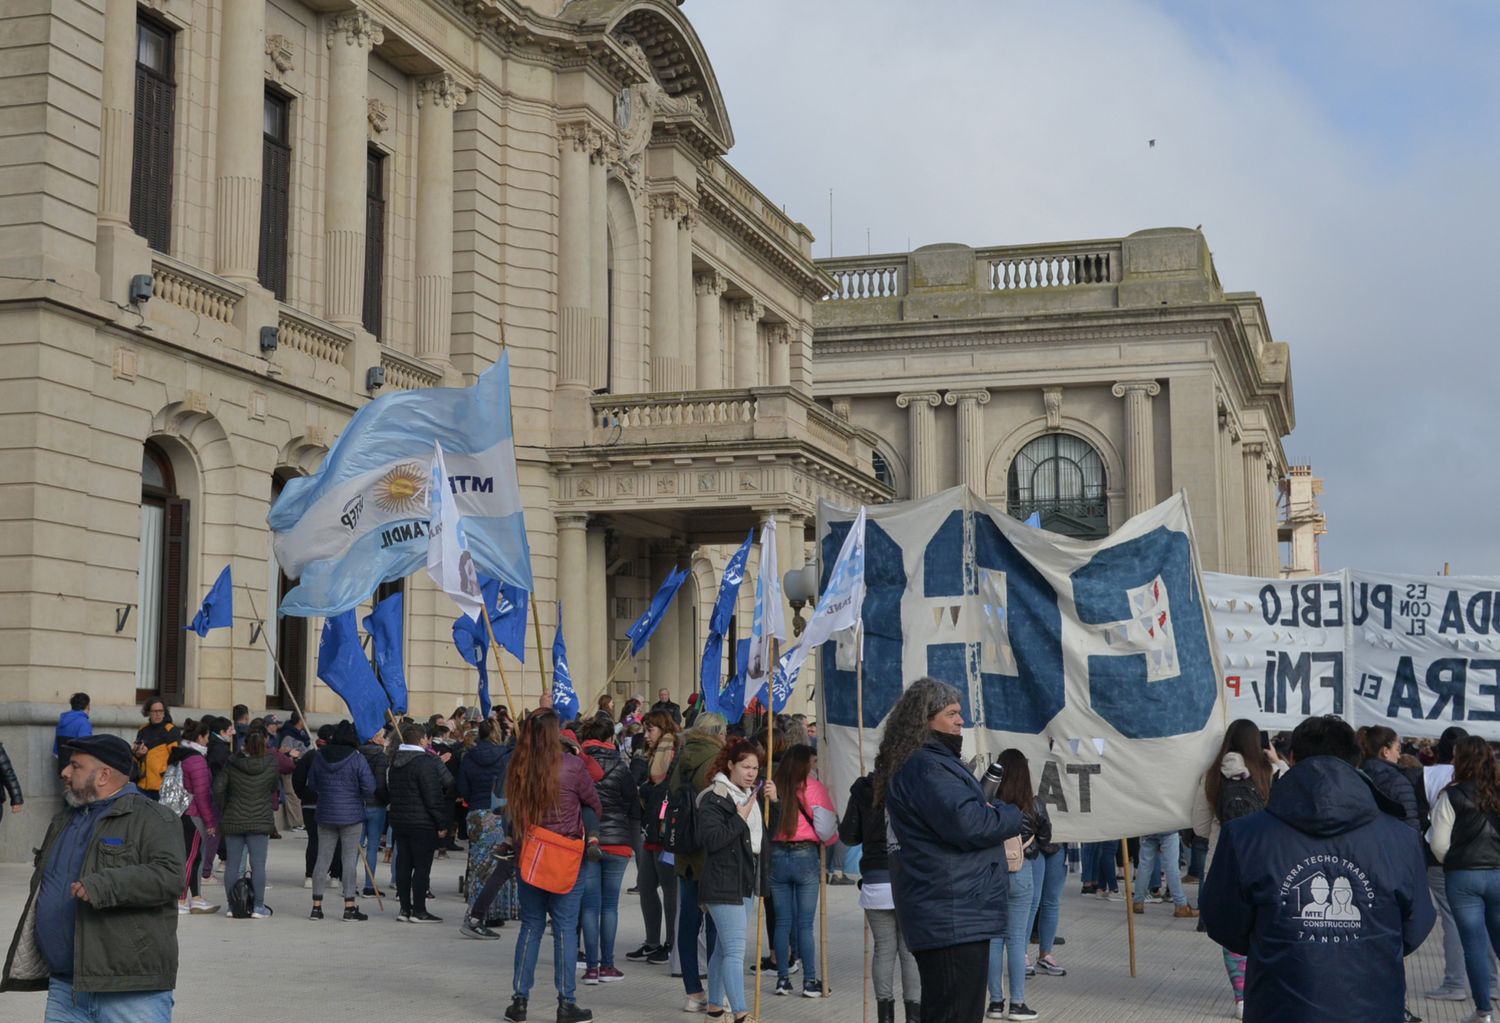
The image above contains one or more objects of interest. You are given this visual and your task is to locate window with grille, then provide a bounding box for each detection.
[269,470,307,711]
[362,149,386,338]
[258,90,292,300]
[130,17,176,252]
[1007,433,1109,538]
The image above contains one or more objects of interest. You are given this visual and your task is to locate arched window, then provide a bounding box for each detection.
[871,449,894,489]
[268,469,308,712]
[1007,434,1108,539]
[137,442,188,702]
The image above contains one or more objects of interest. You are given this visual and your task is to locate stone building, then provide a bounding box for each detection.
[0,0,887,859]
[1279,465,1326,577]
[812,234,1297,572]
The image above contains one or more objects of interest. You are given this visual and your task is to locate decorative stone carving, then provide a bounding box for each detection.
[1043,387,1063,431]
[831,397,851,421]
[265,34,294,75]
[731,298,764,323]
[327,10,383,50]
[367,98,390,135]
[417,73,467,110]
[649,192,697,227]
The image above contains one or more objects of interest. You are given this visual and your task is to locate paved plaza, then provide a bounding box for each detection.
[0,834,1472,1021]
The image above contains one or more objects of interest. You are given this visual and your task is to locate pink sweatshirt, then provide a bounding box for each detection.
[775,777,838,845]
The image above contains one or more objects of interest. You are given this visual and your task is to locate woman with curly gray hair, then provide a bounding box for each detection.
[875,678,1023,1023]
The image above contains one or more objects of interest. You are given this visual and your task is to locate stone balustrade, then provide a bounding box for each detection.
[379,347,442,390]
[151,256,241,324]
[594,391,757,432]
[981,244,1117,290]
[277,308,351,365]
[824,259,904,300]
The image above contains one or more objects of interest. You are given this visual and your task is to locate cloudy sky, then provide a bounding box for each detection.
[686,0,1500,574]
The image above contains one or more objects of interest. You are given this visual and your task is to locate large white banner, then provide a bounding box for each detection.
[817,487,1225,843]
[1202,571,1500,740]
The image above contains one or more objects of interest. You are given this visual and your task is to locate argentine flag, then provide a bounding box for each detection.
[270,353,533,617]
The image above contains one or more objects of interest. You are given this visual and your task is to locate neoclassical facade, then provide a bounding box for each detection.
[812,234,1297,572]
[0,0,887,858]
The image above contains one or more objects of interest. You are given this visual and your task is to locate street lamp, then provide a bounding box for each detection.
[782,565,818,636]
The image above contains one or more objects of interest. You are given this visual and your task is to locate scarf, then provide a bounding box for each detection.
[712,772,764,855]
[935,730,964,758]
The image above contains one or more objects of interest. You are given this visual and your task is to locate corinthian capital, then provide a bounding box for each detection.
[1111,380,1161,399]
[328,10,383,50]
[417,73,468,110]
[896,391,941,410]
[694,271,728,298]
[649,192,697,227]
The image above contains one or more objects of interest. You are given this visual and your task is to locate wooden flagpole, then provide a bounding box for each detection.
[530,597,548,708]
[478,608,518,720]
[856,623,868,1023]
[1121,838,1138,978]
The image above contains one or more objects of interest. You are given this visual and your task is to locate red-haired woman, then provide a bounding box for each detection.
[697,737,778,1023]
[504,708,601,1023]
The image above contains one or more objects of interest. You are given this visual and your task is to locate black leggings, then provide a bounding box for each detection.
[913,940,987,1023]
[180,816,201,898]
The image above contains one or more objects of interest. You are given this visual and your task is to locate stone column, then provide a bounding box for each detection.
[414,74,466,364]
[1112,380,1161,517]
[677,204,698,388]
[1263,455,1283,575]
[896,392,942,499]
[98,0,138,228]
[589,139,612,390]
[214,0,266,281]
[556,514,591,692]
[1241,443,1273,575]
[694,271,727,389]
[945,388,992,493]
[648,194,683,390]
[557,123,596,392]
[586,526,608,699]
[730,298,762,388]
[766,324,791,387]
[324,11,382,327]
[650,547,681,700]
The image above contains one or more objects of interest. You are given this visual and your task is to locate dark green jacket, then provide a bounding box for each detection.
[2,792,182,993]
[671,732,724,880]
[213,753,283,835]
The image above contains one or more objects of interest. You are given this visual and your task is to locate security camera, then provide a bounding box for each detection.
[259,326,278,354]
[366,366,386,392]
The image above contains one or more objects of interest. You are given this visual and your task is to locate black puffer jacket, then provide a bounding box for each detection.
[839,774,887,876]
[585,742,640,848]
[696,777,773,906]
[1363,758,1420,832]
[456,741,507,807]
[0,742,22,818]
[387,748,452,833]
[359,741,389,808]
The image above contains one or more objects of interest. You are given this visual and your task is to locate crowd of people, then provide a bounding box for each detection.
[2,683,1497,1023]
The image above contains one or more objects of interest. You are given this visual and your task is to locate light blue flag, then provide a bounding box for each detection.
[187,565,233,637]
[700,532,753,703]
[1025,511,1042,528]
[627,566,690,655]
[552,602,580,722]
[317,611,388,743]
[361,592,407,714]
[270,352,533,617]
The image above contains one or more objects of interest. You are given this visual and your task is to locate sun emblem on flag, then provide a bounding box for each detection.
[373,462,428,514]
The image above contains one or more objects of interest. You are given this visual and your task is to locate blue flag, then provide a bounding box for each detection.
[270,353,534,617]
[362,592,407,714]
[628,566,690,656]
[715,638,751,725]
[552,602,580,722]
[452,612,492,718]
[481,575,528,663]
[317,611,387,743]
[700,532,753,702]
[187,565,233,637]
[1025,511,1042,528]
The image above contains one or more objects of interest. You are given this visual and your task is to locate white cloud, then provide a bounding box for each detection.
[687,0,1500,573]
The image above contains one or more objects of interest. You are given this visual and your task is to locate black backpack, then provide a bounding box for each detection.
[662,781,711,856]
[227,876,256,919]
[1217,774,1266,824]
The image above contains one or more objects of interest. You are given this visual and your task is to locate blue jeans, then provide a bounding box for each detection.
[677,875,718,996]
[1083,841,1117,890]
[1187,837,1207,879]
[989,856,1036,1001]
[1031,848,1066,952]
[45,978,173,1022]
[581,851,630,968]
[513,873,586,1003]
[361,806,386,886]
[1447,869,1500,1012]
[771,845,821,982]
[1136,832,1185,906]
[223,833,268,911]
[706,898,755,1014]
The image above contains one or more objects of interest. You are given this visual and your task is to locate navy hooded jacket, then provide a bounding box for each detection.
[885,738,1023,953]
[1201,756,1435,1023]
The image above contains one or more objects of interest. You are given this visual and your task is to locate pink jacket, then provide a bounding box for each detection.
[181,752,218,829]
[775,778,838,845]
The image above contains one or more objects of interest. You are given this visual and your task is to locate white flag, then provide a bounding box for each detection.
[426,440,485,623]
[745,519,787,711]
[774,506,866,707]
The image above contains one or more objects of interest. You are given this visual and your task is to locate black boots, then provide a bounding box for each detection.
[904,1001,921,1022]
[555,1001,593,1023]
[504,996,527,1022]
[877,999,896,1023]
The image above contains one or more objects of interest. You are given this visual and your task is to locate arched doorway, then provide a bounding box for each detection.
[268,469,308,711]
[137,441,188,703]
